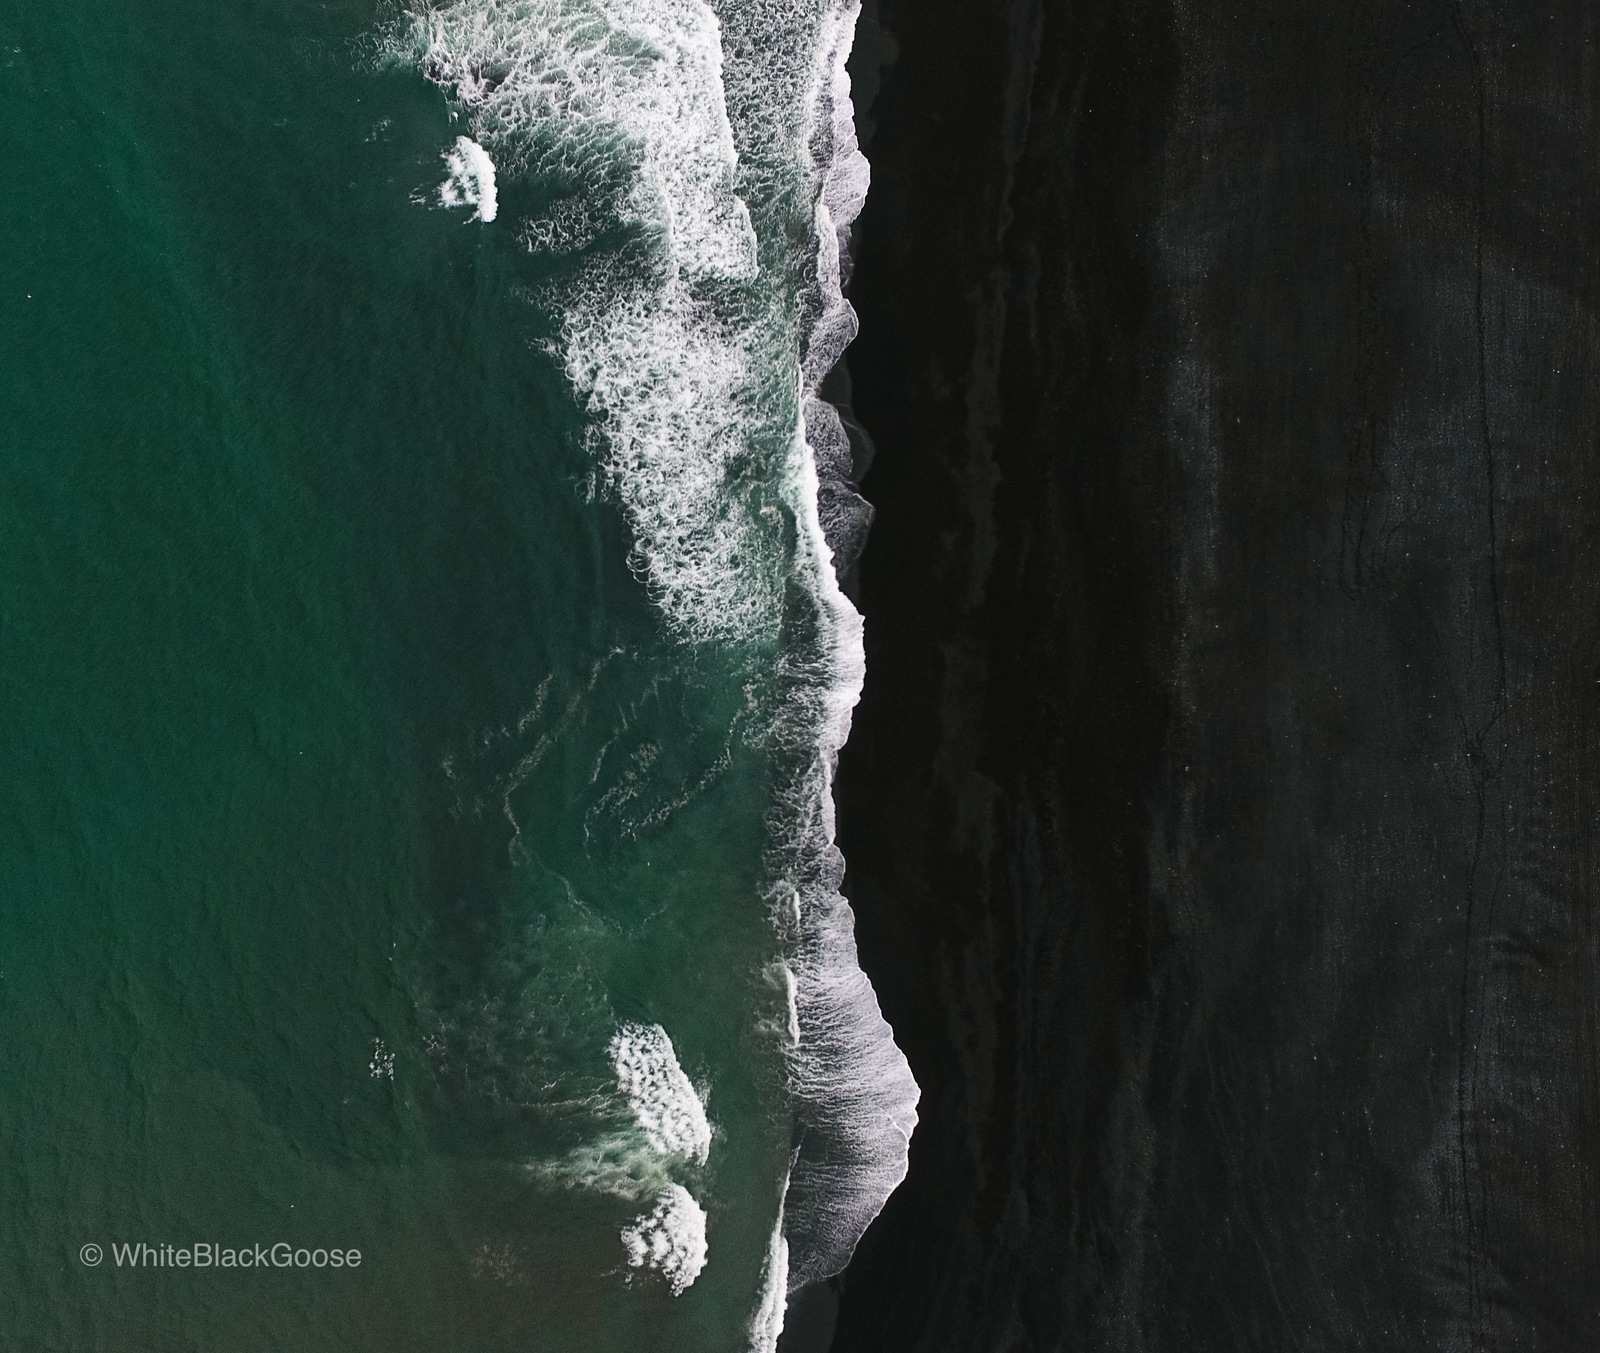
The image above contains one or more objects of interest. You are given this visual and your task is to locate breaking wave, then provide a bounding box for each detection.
[438,133,499,220]
[522,1021,711,1201]
[620,1182,710,1294]
[609,1021,713,1165]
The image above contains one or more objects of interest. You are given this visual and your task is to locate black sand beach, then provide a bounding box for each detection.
[827,0,1600,1346]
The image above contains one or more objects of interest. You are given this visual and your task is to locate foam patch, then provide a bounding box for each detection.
[620,1184,709,1295]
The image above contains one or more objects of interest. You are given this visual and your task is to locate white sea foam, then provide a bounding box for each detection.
[384,0,918,1315]
[438,134,499,221]
[609,1022,712,1165]
[776,391,918,1289]
[761,0,919,1292]
[620,1183,709,1294]
[559,282,787,642]
[394,0,780,643]
[782,961,800,1046]
[406,0,757,279]
[520,1026,711,1202]
[369,1037,396,1080]
[748,1201,790,1351]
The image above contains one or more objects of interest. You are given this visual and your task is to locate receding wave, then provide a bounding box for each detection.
[757,0,918,1292]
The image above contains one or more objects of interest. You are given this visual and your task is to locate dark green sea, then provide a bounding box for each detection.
[0,1,916,1348]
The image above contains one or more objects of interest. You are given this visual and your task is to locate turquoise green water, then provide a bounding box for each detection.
[0,1,913,1348]
[0,0,916,1349]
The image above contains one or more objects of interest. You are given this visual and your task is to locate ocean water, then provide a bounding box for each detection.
[0,1,916,1349]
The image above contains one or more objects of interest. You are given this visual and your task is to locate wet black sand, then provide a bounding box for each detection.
[821,0,1600,1347]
